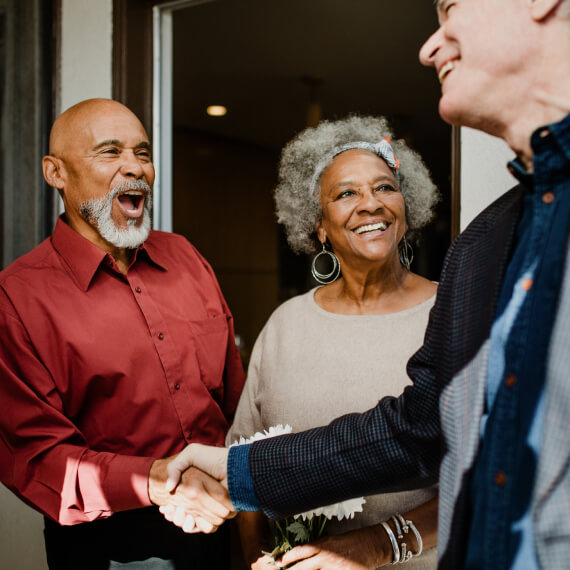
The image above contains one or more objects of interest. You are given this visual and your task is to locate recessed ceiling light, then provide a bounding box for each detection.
[206,105,227,117]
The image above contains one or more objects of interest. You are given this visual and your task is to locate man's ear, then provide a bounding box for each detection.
[526,0,562,21]
[42,155,65,190]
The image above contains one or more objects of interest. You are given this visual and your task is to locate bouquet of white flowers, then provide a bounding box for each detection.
[230,425,366,567]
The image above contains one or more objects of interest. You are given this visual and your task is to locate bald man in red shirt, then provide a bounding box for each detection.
[0,98,243,569]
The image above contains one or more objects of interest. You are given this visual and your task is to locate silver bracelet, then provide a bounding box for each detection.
[380,521,401,564]
[394,513,409,534]
[390,515,403,539]
[406,519,423,557]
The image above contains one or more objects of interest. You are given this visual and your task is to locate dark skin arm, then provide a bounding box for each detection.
[276,495,438,569]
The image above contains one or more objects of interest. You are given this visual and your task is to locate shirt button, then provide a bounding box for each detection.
[158,332,165,340]
[494,471,507,487]
[505,374,517,388]
[135,286,142,293]
[542,191,555,204]
[521,278,533,291]
[174,383,180,390]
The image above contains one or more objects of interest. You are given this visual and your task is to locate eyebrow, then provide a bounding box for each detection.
[330,174,396,192]
[92,139,152,151]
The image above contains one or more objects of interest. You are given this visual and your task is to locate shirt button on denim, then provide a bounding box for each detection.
[541,191,555,204]
[494,471,507,487]
[521,278,533,291]
[158,332,165,340]
[505,374,517,388]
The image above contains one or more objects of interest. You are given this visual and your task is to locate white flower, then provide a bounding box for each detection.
[230,424,292,446]
[293,497,366,521]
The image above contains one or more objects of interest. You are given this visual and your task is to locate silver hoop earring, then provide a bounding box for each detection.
[399,235,414,270]
[311,243,341,285]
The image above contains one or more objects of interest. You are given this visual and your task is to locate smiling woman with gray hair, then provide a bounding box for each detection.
[275,114,438,256]
[226,115,440,569]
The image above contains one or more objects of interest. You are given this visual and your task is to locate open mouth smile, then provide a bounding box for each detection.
[117,191,146,219]
[438,59,457,84]
[353,221,389,235]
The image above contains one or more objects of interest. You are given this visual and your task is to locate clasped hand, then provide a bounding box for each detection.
[149,444,232,533]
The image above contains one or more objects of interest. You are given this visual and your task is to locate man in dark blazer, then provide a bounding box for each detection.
[164,0,570,567]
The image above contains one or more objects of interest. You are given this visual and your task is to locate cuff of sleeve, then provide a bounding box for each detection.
[99,455,155,512]
[227,444,260,511]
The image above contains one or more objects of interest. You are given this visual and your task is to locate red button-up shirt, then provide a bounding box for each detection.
[0,218,244,525]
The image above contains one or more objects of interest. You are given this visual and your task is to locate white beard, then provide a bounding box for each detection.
[80,180,153,249]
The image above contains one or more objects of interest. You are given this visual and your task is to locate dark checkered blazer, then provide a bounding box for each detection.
[248,185,532,568]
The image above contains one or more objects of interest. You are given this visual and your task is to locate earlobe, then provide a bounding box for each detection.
[526,0,561,21]
[316,224,327,245]
[42,156,65,189]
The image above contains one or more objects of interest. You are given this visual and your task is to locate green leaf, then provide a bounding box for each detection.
[286,521,311,543]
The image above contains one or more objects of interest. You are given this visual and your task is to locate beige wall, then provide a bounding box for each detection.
[59,0,113,112]
[460,127,517,230]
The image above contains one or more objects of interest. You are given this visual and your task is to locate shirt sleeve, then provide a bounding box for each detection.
[227,444,260,511]
[0,293,155,525]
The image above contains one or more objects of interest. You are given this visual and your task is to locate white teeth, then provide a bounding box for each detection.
[354,222,388,235]
[438,60,456,83]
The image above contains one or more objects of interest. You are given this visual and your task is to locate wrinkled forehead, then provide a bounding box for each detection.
[50,101,149,155]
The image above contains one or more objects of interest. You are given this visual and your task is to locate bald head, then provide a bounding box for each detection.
[42,98,155,257]
[49,98,147,158]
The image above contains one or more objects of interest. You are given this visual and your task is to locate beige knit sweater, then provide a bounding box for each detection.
[227,287,438,568]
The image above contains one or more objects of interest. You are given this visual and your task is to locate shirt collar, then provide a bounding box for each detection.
[506,112,570,190]
[51,216,167,291]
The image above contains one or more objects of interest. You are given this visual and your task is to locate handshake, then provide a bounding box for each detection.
[148,443,234,534]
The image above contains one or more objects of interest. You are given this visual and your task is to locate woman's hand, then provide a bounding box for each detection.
[277,526,389,569]
[250,553,277,569]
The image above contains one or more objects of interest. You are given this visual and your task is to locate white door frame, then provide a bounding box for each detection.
[152,0,214,231]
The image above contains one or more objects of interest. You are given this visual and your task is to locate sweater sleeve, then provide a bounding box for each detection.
[225,324,268,445]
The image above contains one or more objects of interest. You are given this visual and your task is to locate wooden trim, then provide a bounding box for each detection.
[450,125,461,241]
[112,0,154,136]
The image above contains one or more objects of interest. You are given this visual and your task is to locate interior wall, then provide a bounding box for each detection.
[59,0,112,111]
[460,127,517,230]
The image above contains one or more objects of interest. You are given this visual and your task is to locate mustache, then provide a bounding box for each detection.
[111,179,152,198]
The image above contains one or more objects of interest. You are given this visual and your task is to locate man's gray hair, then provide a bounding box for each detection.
[275,115,440,253]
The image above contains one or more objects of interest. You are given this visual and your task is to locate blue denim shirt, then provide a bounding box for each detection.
[465,113,570,569]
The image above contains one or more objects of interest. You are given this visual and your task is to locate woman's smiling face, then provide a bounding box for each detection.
[317,149,407,271]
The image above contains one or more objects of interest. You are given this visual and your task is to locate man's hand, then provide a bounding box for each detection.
[149,454,235,534]
[164,443,229,492]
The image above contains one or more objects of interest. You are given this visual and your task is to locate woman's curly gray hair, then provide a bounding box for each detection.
[275,115,440,254]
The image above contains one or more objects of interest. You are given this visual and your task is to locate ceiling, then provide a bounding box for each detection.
[171,0,448,156]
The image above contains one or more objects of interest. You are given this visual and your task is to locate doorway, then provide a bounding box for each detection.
[167,0,451,360]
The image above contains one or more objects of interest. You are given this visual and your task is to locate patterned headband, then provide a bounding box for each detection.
[309,138,400,196]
